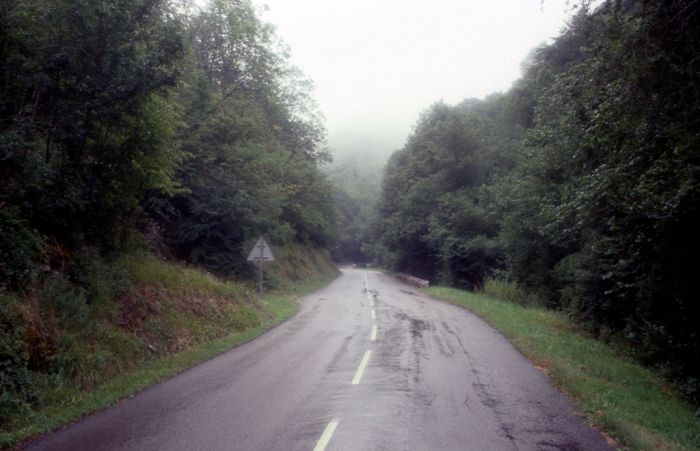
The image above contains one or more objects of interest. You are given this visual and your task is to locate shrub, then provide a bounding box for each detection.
[38,276,90,331]
[0,295,35,424]
[0,210,44,291]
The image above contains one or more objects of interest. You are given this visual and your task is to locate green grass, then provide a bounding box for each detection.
[1,255,338,449]
[426,286,700,450]
[120,253,245,298]
[481,277,539,306]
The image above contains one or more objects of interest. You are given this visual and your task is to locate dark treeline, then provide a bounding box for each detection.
[372,0,699,402]
[0,0,335,286]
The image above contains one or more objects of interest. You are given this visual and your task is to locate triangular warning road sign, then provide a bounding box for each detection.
[247,237,275,262]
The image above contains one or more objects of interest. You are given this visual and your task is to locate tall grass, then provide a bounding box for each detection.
[480,278,529,305]
[120,253,245,298]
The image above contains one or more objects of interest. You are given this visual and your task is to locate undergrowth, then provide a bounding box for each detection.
[0,247,338,448]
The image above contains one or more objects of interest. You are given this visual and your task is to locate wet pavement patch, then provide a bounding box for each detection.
[410,318,429,337]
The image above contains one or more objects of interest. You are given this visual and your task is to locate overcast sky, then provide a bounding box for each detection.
[255,0,580,159]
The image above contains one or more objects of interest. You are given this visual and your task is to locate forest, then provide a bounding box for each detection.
[0,0,335,423]
[364,0,700,404]
[0,0,336,281]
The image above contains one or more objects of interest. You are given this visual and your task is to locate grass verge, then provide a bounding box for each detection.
[425,286,700,451]
[2,258,338,449]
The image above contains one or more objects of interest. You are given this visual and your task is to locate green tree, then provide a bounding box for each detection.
[375,99,522,285]
[517,0,700,395]
[164,0,335,273]
[0,0,185,250]
[373,0,700,402]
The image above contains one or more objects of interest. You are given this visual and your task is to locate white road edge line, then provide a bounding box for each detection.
[313,419,339,451]
[352,350,372,385]
[370,324,377,341]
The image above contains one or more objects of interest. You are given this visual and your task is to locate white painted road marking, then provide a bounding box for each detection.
[313,419,339,451]
[352,350,372,385]
[370,324,377,341]
[371,309,376,320]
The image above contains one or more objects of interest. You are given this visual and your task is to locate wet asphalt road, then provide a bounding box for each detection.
[25,268,614,451]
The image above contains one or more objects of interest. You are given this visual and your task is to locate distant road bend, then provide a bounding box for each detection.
[26,268,614,451]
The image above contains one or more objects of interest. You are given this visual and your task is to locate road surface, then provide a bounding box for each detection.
[25,268,614,450]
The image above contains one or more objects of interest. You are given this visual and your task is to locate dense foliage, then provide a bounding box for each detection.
[373,0,700,402]
[0,0,335,282]
[167,0,335,274]
[1,0,185,277]
[0,0,336,420]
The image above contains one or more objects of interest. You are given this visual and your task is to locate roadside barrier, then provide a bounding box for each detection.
[396,273,429,288]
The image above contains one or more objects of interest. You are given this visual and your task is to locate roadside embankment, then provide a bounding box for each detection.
[0,247,338,448]
[425,286,700,451]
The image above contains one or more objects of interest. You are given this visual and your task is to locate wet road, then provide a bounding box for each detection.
[26,268,614,451]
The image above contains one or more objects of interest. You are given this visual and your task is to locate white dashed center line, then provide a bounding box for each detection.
[313,419,339,451]
[370,324,377,341]
[351,350,372,385]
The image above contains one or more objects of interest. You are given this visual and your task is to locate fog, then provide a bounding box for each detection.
[258,0,580,161]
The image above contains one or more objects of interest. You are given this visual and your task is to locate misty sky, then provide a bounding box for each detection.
[255,0,580,159]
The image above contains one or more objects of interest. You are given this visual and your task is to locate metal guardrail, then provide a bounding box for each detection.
[396,273,429,288]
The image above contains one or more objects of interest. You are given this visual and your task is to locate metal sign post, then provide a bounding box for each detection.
[246,237,275,301]
[258,245,263,300]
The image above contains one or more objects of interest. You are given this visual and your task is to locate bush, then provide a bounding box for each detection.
[38,277,90,331]
[67,248,131,309]
[0,295,35,424]
[0,210,44,291]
